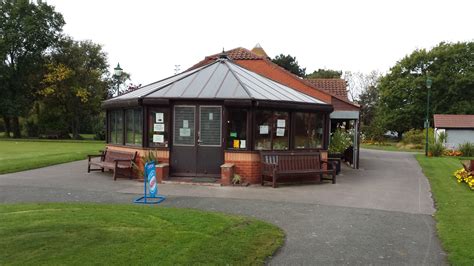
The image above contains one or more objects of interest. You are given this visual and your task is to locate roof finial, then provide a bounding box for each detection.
[219,48,229,60]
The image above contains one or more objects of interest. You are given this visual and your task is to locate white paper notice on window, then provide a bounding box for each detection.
[180,128,191,137]
[153,134,164,143]
[276,128,285,137]
[154,123,164,132]
[277,119,286,128]
[240,140,246,149]
[183,120,189,128]
[209,113,213,120]
[259,125,269,134]
[156,113,164,123]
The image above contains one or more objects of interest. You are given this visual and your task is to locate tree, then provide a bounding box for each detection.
[345,70,382,125]
[0,0,64,137]
[40,37,109,139]
[272,54,306,77]
[306,69,342,79]
[377,42,474,137]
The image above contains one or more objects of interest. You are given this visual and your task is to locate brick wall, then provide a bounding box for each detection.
[224,152,261,184]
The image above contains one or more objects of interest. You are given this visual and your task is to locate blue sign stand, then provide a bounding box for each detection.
[134,161,166,204]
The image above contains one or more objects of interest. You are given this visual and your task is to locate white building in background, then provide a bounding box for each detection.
[434,114,474,149]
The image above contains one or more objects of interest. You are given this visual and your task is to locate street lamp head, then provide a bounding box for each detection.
[114,63,123,77]
[426,77,432,89]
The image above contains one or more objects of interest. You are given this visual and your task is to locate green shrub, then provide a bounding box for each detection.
[458,142,474,157]
[402,128,434,145]
[329,128,353,154]
[429,142,445,157]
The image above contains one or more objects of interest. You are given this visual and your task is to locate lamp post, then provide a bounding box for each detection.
[113,63,123,96]
[425,77,432,156]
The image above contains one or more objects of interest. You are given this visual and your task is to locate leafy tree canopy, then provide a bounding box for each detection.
[272,54,306,77]
[40,37,110,138]
[377,42,474,136]
[0,0,64,137]
[306,69,342,79]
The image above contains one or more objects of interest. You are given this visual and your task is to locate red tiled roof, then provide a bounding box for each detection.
[188,47,263,70]
[434,114,474,128]
[306,79,349,101]
[187,47,359,110]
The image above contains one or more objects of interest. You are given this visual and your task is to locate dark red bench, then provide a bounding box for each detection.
[260,151,336,188]
[88,149,137,180]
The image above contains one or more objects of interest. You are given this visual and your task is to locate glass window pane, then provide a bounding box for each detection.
[174,106,195,146]
[272,111,289,150]
[226,109,247,150]
[255,110,272,150]
[200,106,221,146]
[125,108,142,145]
[135,109,142,145]
[110,110,123,145]
[149,108,169,148]
[294,112,323,149]
[117,111,123,144]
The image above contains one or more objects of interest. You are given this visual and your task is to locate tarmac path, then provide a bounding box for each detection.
[0,149,446,265]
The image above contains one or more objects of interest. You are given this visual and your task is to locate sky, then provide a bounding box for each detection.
[47,0,473,86]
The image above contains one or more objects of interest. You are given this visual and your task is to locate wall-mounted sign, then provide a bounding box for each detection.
[259,125,269,134]
[240,140,246,149]
[209,113,213,120]
[183,120,189,128]
[156,113,164,123]
[276,128,285,137]
[230,132,237,138]
[154,123,165,132]
[153,134,164,143]
[180,128,191,137]
[277,119,286,128]
[233,140,239,148]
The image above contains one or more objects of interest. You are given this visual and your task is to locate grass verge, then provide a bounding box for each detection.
[0,203,284,264]
[416,155,474,264]
[0,139,105,174]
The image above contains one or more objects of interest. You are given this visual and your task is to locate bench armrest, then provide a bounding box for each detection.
[262,162,278,174]
[88,154,104,162]
[321,160,337,170]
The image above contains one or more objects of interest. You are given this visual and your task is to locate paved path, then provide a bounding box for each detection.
[0,149,446,264]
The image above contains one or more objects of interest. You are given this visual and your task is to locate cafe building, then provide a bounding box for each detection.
[102,56,334,184]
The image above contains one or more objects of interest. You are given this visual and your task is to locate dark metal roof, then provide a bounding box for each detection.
[104,59,328,106]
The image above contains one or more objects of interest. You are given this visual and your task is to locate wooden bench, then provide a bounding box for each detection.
[260,151,336,188]
[88,149,137,180]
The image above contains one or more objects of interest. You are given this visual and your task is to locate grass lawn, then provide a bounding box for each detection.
[361,142,423,153]
[416,155,474,265]
[0,139,105,174]
[0,203,284,264]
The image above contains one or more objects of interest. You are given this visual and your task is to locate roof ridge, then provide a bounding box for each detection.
[223,60,253,99]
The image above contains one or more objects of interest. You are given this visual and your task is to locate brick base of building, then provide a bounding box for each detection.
[224,152,261,184]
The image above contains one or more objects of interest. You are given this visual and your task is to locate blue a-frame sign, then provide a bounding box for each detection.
[134,161,166,204]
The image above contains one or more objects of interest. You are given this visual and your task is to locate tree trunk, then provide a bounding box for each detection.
[3,116,12,138]
[12,116,21,138]
[71,115,80,139]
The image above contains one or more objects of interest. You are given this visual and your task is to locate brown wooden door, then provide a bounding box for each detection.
[171,105,223,177]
